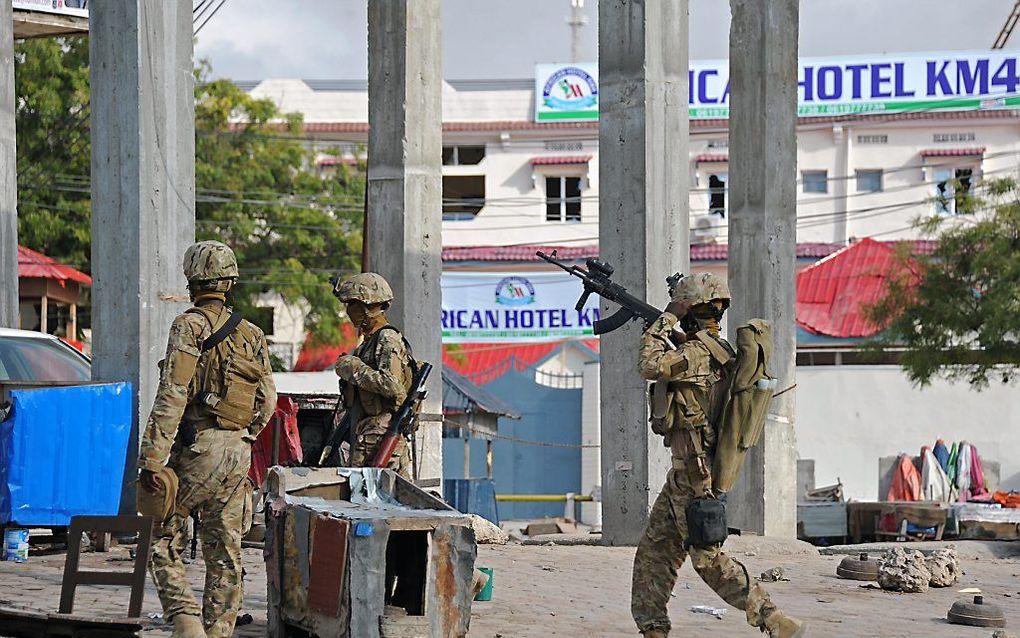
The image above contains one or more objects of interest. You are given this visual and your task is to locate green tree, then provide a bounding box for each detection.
[869,177,1020,388]
[15,38,362,345]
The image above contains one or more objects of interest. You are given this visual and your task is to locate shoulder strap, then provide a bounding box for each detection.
[694,330,734,368]
[375,325,418,375]
[201,311,243,353]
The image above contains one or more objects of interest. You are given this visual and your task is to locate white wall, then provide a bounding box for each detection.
[796,366,1020,501]
[580,359,602,526]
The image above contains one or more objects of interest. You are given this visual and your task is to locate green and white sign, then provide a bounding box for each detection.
[535,63,600,122]
[535,52,1020,122]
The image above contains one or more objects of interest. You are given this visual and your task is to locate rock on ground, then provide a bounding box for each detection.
[925,548,961,588]
[470,514,509,545]
[878,547,931,593]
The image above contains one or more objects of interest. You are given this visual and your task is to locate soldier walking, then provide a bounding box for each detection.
[631,273,804,638]
[331,272,415,478]
[137,241,277,638]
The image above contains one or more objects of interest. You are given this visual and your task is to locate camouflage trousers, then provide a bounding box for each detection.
[350,414,412,480]
[631,468,777,634]
[150,430,252,638]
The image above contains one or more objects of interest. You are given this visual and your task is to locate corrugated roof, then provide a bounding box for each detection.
[695,153,729,163]
[443,368,521,418]
[441,242,845,263]
[920,147,986,157]
[17,246,91,286]
[795,238,922,338]
[235,107,1019,135]
[530,155,593,165]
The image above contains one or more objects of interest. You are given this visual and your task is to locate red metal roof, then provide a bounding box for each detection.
[694,153,729,163]
[441,242,844,263]
[17,246,91,286]
[920,147,986,158]
[796,238,922,338]
[235,108,1020,137]
[292,323,359,372]
[529,155,593,166]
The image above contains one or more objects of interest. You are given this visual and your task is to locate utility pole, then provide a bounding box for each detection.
[0,0,16,329]
[567,0,587,63]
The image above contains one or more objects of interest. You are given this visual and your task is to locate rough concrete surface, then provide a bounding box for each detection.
[878,547,932,593]
[926,548,962,588]
[1,539,1019,637]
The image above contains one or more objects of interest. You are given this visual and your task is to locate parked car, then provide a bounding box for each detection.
[0,328,90,384]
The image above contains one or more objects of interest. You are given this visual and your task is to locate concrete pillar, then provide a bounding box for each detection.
[366,0,443,482]
[598,0,689,546]
[0,0,17,329]
[832,125,849,244]
[89,0,195,512]
[726,0,799,537]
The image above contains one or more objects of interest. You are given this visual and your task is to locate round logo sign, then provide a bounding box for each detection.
[495,276,536,306]
[542,66,599,112]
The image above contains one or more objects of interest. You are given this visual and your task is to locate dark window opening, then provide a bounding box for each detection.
[934,167,974,215]
[250,307,275,336]
[385,530,429,616]
[442,145,486,166]
[443,175,485,220]
[708,173,727,217]
[545,176,582,222]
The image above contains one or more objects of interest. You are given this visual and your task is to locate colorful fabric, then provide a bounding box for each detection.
[992,491,1020,508]
[921,447,952,503]
[933,440,950,473]
[947,442,959,485]
[887,454,922,501]
[957,442,973,500]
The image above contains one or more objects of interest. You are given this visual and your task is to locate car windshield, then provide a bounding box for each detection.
[0,336,90,382]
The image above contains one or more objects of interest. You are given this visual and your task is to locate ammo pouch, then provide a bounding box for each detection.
[685,497,728,548]
[205,354,263,430]
[648,380,674,439]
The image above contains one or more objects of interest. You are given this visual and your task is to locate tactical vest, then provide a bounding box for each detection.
[348,325,415,418]
[186,305,265,431]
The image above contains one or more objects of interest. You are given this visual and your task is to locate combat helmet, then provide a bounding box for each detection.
[672,272,731,308]
[183,240,239,282]
[332,272,394,305]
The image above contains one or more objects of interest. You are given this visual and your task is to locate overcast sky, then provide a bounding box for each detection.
[194,0,1019,81]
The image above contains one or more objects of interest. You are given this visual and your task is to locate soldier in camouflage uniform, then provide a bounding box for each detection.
[631,273,805,638]
[138,241,277,638]
[331,272,414,478]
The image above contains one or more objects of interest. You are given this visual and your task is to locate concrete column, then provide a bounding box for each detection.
[89,0,195,511]
[366,0,443,482]
[726,0,799,537]
[832,125,849,244]
[0,0,17,329]
[598,0,689,546]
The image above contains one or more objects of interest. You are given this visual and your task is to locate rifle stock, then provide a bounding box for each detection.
[372,362,433,469]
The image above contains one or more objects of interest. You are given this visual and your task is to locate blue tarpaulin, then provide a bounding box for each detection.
[0,383,132,526]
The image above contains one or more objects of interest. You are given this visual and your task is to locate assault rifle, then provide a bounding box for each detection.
[317,378,355,466]
[372,362,433,468]
[536,250,682,336]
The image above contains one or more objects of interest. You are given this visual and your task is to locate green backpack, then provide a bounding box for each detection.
[695,319,777,495]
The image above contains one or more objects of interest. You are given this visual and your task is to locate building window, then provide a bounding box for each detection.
[443,175,485,220]
[545,176,582,222]
[933,167,974,215]
[856,169,883,193]
[802,170,828,194]
[250,307,275,337]
[442,145,485,166]
[708,173,727,217]
[856,134,888,145]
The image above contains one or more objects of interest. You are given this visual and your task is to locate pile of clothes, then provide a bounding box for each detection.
[886,440,992,503]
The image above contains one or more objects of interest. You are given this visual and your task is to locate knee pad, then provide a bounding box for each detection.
[684,498,728,548]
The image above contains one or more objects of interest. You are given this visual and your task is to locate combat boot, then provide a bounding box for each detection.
[170,614,205,638]
[641,630,668,638]
[763,609,806,638]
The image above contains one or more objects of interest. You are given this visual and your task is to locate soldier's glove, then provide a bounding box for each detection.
[334,354,367,382]
[665,299,694,320]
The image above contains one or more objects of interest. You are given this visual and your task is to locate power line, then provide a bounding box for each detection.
[194,0,228,36]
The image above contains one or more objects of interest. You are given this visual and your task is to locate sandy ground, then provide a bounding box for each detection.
[0,536,1018,637]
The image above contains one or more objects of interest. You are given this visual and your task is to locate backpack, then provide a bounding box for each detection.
[186,306,266,431]
[694,319,777,494]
